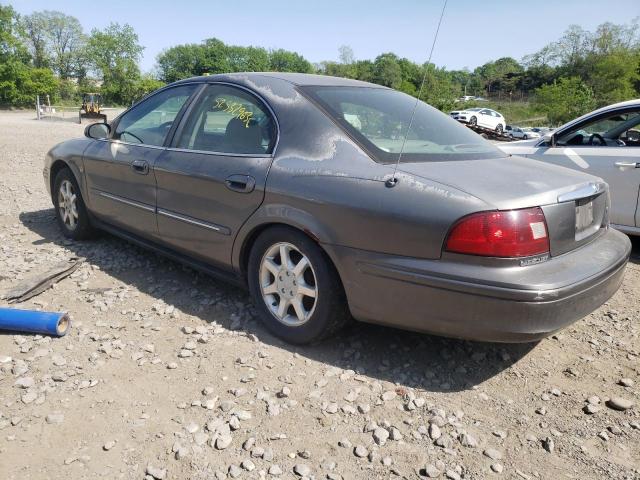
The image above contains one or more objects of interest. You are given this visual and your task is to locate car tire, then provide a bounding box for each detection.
[523,134,528,140]
[53,167,95,240]
[495,124,503,135]
[469,116,477,126]
[247,226,350,344]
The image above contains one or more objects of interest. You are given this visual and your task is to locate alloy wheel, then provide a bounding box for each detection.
[259,242,318,326]
[58,179,78,230]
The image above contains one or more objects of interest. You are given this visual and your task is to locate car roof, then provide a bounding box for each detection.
[174,72,385,88]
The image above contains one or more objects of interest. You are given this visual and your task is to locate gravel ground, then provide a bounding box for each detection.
[0,110,639,480]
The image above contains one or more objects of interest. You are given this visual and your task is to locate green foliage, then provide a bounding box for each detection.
[156,40,313,83]
[0,60,58,106]
[131,75,166,103]
[268,48,312,73]
[0,4,29,63]
[534,77,596,125]
[372,53,402,89]
[86,22,144,105]
[20,11,85,79]
[0,4,59,106]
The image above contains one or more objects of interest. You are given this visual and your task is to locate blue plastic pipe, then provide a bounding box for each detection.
[0,308,70,336]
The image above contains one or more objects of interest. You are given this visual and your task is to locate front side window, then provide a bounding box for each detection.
[556,109,640,147]
[113,84,198,146]
[302,86,505,163]
[176,84,276,155]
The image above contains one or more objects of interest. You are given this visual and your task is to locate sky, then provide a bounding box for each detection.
[9,0,640,74]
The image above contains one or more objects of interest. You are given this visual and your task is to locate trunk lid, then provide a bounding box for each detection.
[399,155,609,256]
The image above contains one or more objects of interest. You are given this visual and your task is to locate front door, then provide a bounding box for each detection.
[154,83,278,269]
[531,108,640,228]
[83,84,199,238]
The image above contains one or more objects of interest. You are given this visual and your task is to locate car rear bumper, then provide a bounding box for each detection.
[325,228,631,342]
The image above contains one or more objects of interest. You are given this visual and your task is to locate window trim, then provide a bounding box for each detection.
[167,81,280,158]
[107,82,204,149]
[548,105,640,148]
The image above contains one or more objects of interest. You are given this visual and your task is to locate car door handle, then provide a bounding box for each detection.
[614,161,639,168]
[225,174,256,193]
[131,160,149,175]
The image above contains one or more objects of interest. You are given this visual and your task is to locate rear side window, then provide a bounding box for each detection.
[113,85,197,146]
[176,84,276,155]
[302,86,505,163]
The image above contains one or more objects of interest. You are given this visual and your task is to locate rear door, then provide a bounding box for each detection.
[83,84,199,239]
[530,107,640,228]
[154,83,278,269]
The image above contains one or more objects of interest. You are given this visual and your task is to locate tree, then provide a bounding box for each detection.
[19,11,48,68]
[157,43,210,82]
[475,57,523,95]
[534,77,596,125]
[269,48,313,73]
[338,45,354,64]
[20,11,85,78]
[0,4,28,63]
[372,53,402,89]
[0,5,58,107]
[86,22,144,105]
[227,45,270,72]
[131,74,165,103]
[42,11,85,79]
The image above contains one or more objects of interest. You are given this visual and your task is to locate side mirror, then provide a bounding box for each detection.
[549,133,556,147]
[85,122,110,139]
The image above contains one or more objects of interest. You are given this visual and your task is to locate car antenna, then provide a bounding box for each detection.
[386,0,448,188]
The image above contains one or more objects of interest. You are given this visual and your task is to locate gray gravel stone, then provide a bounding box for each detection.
[294,463,311,476]
[215,434,233,450]
[15,377,34,389]
[619,378,634,387]
[483,448,503,460]
[606,397,635,411]
[103,440,116,451]
[354,445,368,458]
[268,464,283,475]
[424,464,441,478]
[373,427,390,445]
[145,465,166,480]
[45,412,64,424]
[228,464,242,478]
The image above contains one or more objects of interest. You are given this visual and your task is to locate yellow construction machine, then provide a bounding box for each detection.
[79,93,107,123]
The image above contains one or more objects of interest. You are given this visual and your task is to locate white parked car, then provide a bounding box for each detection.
[499,99,640,235]
[509,127,541,140]
[450,108,506,134]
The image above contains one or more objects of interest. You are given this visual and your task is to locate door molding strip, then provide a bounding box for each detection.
[157,208,231,235]
[95,190,155,213]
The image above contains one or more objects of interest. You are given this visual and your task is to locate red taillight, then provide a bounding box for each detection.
[445,207,549,258]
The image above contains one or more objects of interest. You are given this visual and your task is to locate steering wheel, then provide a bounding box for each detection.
[588,133,607,146]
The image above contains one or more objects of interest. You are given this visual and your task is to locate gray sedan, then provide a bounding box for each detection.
[44,73,631,344]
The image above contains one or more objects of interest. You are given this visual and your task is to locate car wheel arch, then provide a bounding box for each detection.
[233,209,341,280]
[236,221,325,275]
[49,160,81,202]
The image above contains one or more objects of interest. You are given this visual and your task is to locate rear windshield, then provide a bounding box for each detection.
[301,86,506,163]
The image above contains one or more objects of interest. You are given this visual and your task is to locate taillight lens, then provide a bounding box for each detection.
[445,207,549,257]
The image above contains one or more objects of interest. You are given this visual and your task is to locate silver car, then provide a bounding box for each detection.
[44,73,631,344]
[500,99,640,235]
